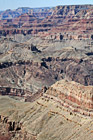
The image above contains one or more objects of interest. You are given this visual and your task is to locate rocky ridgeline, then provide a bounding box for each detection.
[0,115,21,132]
[0,5,93,40]
[39,5,93,40]
[0,55,93,93]
[0,114,32,140]
[0,95,93,140]
[0,86,47,103]
[0,80,93,117]
[0,7,52,20]
[0,86,31,97]
[45,80,93,117]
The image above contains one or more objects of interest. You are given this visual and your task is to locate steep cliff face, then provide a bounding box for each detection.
[0,5,92,40]
[41,5,93,40]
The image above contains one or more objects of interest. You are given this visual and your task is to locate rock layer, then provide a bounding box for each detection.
[45,80,93,116]
[0,95,93,140]
[0,5,93,40]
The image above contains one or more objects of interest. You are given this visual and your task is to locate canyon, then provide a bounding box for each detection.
[0,82,93,140]
[0,5,93,40]
[0,4,93,140]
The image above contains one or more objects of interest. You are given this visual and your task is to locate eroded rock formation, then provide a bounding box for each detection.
[0,5,93,40]
[45,80,93,117]
[0,93,93,140]
[0,4,93,140]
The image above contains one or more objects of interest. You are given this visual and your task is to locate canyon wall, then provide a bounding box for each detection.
[45,80,93,117]
[0,56,93,93]
[0,5,93,40]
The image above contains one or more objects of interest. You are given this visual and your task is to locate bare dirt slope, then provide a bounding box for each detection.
[0,94,93,140]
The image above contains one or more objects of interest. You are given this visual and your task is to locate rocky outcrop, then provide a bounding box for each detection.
[0,114,24,140]
[24,87,46,102]
[0,87,31,97]
[45,80,93,117]
[0,94,93,140]
[0,85,47,103]
[30,44,41,53]
[0,115,22,131]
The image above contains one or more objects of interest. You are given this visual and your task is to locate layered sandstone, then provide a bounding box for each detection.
[0,95,93,140]
[0,87,30,96]
[0,5,93,40]
[45,80,93,116]
[0,4,93,140]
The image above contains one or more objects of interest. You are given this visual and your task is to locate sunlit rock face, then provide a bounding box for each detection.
[45,80,93,116]
[0,5,93,40]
